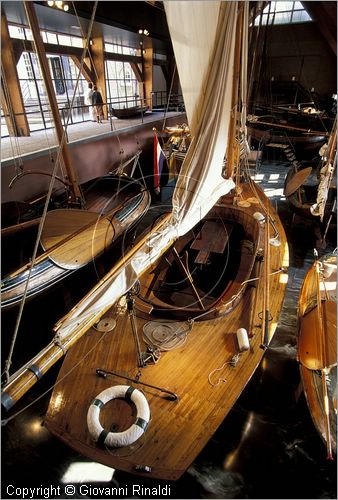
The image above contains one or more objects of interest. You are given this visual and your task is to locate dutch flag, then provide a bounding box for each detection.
[153,130,166,194]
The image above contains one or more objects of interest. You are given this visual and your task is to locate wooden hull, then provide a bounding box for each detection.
[45,181,289,480]
[298,254,337,455]
[1,176,150,309]
[247,123,327,154]
[111,106,148,119]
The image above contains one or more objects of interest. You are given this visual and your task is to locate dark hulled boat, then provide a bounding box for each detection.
[111,105,148,119]
[1,175,150,309]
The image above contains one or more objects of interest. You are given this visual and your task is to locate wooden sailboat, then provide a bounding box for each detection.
[247,119,329,155]
[284,120,337,245]
[1,3,150,309]
[298,252,337,458]
[1,174,150,309]
[2,1,289,481]
[247,100,333,156]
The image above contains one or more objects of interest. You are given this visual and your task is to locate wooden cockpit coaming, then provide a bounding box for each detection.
[137,202,262,321]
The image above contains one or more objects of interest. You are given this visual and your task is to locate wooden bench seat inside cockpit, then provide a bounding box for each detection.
[190,220,233,265]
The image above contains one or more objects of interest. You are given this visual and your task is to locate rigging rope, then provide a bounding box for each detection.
[2,2,99,385]
[1,64,24,173]
[162,63,177,131]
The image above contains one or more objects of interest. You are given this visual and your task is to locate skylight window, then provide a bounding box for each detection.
[254,1,312,26]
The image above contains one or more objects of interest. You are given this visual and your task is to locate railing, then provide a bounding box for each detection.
[1,94,186,138]
[152,91,185,111]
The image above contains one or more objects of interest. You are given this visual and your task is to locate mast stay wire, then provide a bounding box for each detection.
[2,1,99,386]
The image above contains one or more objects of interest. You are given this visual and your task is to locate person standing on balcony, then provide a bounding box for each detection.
[84,82,95,121]
[92,85,104,123]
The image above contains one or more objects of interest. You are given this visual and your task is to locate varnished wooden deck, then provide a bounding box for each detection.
[298,255,337,454]
[45,181,289,481]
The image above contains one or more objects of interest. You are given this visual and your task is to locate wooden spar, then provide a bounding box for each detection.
[322,197,337,244]
[1,213,172,411]
[327,120,337,163]
[172,248,205,310]
[261,214,270,347]
[23,2,82,205]
[315,257,333,460]
[226,3,244,179]
[249,119,329,137]
[2,217,41,236]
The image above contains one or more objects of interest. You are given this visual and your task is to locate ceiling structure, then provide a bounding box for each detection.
[2,1,336,63]
[2,1,170,52]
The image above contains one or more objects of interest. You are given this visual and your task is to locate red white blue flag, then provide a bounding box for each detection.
[153,131,165,194]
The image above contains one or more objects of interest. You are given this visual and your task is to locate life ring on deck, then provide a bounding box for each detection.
[87,385,150,448]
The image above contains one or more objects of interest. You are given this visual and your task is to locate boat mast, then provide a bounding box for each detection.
[226,2,244,180]
[23,2,82,206]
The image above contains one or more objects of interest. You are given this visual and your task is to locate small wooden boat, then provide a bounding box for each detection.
[247,99,333,156]
[1,5,150,311]
[298,252,337,458]
[44,179,288,480]
[1,175,150,309]
[1,1,288,482]
[110,105,148,119]
[247,121,328,156]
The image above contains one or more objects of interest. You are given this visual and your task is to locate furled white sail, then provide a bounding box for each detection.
[55,1,243,340]
[168,1,237,233]
[165,1,221,136]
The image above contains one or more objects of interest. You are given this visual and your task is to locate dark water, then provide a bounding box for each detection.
[1,160,337,499]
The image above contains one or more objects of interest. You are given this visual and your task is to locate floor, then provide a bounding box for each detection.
[1,136,337,498]
[1,110,182,162]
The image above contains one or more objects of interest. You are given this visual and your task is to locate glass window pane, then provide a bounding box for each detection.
[46,32,58,44]
[105,43,114,53]
[273,12,292,24]
[58,34,72,46]
[71,36,83,48]
[292,10,312,22]
[8,25,25,39]
[24,28,33,40]
[30,53,42,79]
[274,2,294,12]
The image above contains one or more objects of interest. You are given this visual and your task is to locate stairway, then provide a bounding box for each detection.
[266,142,302,170]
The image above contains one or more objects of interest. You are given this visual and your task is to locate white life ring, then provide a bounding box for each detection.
[87,385,150,448]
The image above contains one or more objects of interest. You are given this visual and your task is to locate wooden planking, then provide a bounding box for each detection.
[298,301,337,370]
[298,254,337,453]
[191,221,233,265]
[41,209,114,269]
[45,181,288,481]
[300,365,337,454]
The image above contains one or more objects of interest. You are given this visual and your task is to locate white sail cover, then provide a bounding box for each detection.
[169,1,237,233]
[55,1,241,340]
